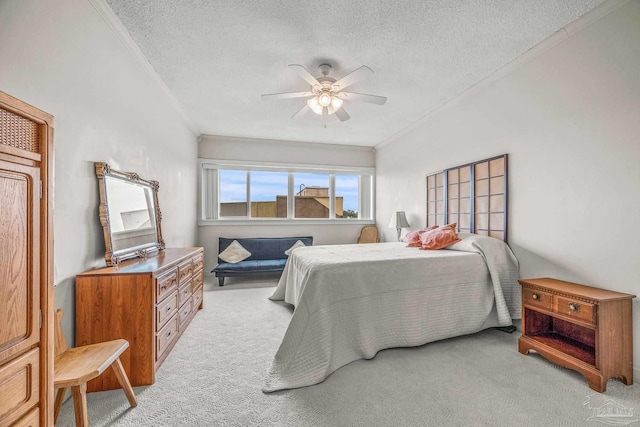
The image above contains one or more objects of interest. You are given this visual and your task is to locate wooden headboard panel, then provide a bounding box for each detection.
[426,154,508,241]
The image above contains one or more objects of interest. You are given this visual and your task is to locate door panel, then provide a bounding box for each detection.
[0,162,40,362]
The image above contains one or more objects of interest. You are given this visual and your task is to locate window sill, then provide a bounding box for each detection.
[198,218,375,226]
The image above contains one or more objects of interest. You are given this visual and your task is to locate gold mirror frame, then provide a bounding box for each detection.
[95,162,165,266]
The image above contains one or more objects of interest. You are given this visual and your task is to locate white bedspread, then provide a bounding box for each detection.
[264,233,520,392]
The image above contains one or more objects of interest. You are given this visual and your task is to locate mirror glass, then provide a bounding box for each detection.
[95,162,165,266]
[105,175,157,252]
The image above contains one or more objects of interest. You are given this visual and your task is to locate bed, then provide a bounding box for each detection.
[264,233,520,392]
[263,154,518,393]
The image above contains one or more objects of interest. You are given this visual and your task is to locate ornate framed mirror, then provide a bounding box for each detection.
[95,162,165,266]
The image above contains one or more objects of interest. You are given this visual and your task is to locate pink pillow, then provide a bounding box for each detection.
[406,226,438,247]
[419,224,461,250]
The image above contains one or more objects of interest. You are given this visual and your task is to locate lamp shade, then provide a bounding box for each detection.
[388,211,410,229]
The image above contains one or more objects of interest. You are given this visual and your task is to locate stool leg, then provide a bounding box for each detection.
[111,357,138,407]
[53,387,67,423]
[71,383,89,427]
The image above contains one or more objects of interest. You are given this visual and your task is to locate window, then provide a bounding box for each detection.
[335,174,359,219]
[294,173,330,219]
[199,159,374,224]
[219,169,247,217]
[251,171,288,218]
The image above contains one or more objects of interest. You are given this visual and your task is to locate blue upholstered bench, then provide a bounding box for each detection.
[212,236,313,286]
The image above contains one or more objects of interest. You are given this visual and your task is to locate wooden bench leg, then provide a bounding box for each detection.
[53,387,67,423]
[218,276,225,286]
[111,357,138,407]
[71,383,89,427]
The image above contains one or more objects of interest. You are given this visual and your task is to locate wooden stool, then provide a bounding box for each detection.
[53,309,137,426]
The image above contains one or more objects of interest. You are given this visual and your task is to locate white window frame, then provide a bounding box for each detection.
[198,159,375,225]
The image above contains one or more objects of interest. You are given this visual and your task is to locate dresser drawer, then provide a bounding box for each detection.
[192,285,203,309]
[522,287,552,310]
[192,254,204,273]
[179,297,194,330]
[191,271,203,291]
[156,316,178,361]
[156,268,178,302]
[178,282,192,307]
[556,296,595,324]
[0,348,39,425]
[178,259,193,285]
[156,291,178,331]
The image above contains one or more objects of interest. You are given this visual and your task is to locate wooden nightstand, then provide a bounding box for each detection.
[518,278,635,392]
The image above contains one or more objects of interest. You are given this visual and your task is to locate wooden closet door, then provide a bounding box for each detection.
[0,160,41,425]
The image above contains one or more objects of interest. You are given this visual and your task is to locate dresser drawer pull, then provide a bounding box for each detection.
[532,293,540,300]
[161,278,175,290]
[166,306,172,312]
[166,330,171,338]
[568,302,580,313]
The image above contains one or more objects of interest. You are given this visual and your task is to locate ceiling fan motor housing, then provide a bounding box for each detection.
[318,63,332,76]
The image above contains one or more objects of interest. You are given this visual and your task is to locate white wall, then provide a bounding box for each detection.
[0,0,199,344]
[198,135,376,274]
[376,0,640,376]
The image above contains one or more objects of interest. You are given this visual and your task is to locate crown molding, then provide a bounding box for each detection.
[87,0,200,136]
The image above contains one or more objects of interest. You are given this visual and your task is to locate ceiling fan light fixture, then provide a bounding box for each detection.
[307,97,323,115]
[331,96,343,110]
[318,92,332,107]
[307,93,342,116]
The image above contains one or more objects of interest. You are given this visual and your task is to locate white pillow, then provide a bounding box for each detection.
[219,240,251,263]
[284,240,306,256]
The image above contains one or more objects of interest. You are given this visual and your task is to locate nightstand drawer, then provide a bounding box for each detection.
[523,287,552,310]
[556,296,595,324]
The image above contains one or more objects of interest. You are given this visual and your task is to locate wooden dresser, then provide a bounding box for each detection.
[75,247,204,392]
[518,277,635,392]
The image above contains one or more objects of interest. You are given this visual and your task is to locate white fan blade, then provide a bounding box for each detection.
[332,65,373,90]
[334,106,350,122]
[291,104,310,119]
[338,92,387,105]
[288,64,320,86]
[262,91,313,100]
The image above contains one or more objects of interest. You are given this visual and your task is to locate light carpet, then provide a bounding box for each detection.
[56,279,640,426]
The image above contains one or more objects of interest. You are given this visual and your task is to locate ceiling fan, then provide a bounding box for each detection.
[262,64,387,122]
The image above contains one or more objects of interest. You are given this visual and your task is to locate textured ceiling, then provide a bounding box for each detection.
[105,0,605,146]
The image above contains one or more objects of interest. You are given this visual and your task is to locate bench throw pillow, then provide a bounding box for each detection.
[285,240,306,256]
[219,240,252,263]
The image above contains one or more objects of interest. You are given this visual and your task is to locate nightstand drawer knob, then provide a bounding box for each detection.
[532,294,540,300]
[568,302,580,313]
